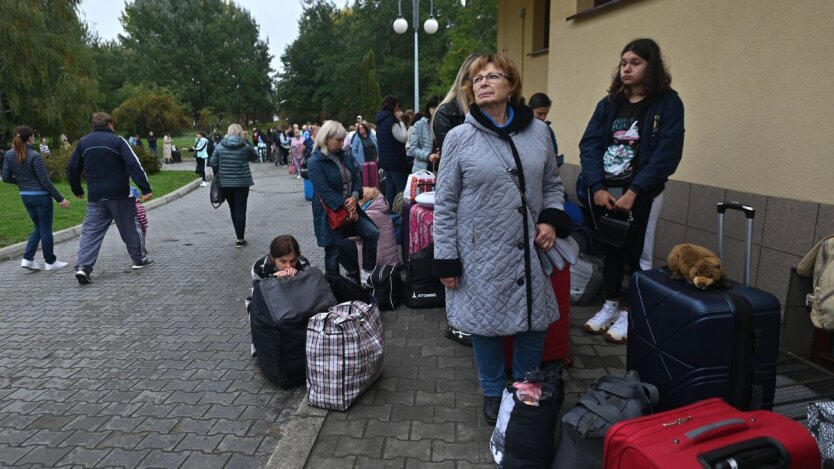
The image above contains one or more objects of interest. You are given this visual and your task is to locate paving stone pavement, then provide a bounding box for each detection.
[0,162,324,468]
[304,281,623,466]
[0,159,625,468]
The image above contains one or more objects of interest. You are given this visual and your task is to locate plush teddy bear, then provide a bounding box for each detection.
[667,243,723,289]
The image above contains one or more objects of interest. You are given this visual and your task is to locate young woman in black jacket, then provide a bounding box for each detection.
[579,38,685,344]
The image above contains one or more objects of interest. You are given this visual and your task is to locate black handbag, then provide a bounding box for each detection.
[209,174,224,208]
[595,213,632,247]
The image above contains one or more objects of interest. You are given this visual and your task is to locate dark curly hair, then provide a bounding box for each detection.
[607,38,671,99]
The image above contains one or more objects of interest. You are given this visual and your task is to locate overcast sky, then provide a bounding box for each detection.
[78,0,351,75]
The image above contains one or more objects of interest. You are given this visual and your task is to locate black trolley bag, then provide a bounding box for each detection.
[627,202,781,412]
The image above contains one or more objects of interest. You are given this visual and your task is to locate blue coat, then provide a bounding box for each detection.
[579,90,684,197]
[350,132,377,166]
[308,148,368,247]
[68,127,152,201]
[3,146,65,202]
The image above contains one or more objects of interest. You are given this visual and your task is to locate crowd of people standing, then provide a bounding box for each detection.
[3,39,684,429]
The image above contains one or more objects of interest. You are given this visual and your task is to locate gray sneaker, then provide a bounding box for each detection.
[132,257,155,269]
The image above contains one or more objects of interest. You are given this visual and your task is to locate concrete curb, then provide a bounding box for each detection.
[0,177,202,261]
[264,399,327,469]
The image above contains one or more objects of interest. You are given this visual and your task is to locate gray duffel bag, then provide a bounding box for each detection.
[552,371,658,469]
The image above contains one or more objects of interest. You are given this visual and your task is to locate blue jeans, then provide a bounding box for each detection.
[471,330,547,397]
[324,216,379,276]
[21,194,56,264]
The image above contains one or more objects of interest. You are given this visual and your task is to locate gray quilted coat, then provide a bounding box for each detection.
[433,112,564,337]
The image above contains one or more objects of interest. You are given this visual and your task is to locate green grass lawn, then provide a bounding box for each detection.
[0,170,198,248]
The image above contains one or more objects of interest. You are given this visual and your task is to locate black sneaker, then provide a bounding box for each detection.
[75,270,92,285]
[236,239,248,248]
[445,326,473,347]
[132,257,155,269]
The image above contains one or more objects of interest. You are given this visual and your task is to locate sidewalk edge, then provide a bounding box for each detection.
[264,398,327,469]
[0,178,201,261]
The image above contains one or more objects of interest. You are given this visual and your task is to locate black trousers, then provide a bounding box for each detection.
[196,157,206,181]
[222,187,249,240]
[587,189,657,303]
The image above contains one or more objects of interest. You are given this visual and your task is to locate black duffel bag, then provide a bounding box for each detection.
[248,267,336,389]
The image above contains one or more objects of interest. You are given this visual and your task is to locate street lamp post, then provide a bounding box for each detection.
[393,0,439,110]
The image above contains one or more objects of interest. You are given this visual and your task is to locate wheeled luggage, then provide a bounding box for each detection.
[603,397,822,469]
[504,264,571,365]
[362,161,379,188]
[401,200,412,263]
[628,202,781,411]
[303,178,314,201]
[408,203,434,256]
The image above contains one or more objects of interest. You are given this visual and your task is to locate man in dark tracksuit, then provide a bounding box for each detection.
[67,112,154,284]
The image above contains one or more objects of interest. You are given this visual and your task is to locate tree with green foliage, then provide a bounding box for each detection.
[0,0,98,140]
[119,0,274,123]
[276,0,496,124]
[112,86,190,136]
[358,50,383,122]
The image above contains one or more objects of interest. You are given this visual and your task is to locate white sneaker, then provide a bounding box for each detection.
[604,311,629,344]
[584,300,619,334]
[296,175,301,179]
[200,181,208,187]
[44,260,68,271]
[20,259,42,271]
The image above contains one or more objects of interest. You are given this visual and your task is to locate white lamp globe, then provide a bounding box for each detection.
[393,17,408,34]
[423,17,439,34]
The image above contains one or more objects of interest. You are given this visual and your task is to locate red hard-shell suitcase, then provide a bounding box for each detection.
[504,265,571,366]
[409,204,434,255]
[362,162,379,189]
[603,398,821,469]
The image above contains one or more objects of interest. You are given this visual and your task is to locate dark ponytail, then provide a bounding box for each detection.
[12,126,34,166]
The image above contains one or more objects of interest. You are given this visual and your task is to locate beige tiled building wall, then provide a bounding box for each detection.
[498,0,834,356]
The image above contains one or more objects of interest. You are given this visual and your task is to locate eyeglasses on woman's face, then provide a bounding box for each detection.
[471,72,507,87]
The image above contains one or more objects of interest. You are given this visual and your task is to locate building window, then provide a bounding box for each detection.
[531,0,551,53]
[568,0,630,21]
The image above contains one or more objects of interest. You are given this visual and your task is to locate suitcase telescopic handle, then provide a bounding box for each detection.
[717,202,756,285]
[684,418,749,443]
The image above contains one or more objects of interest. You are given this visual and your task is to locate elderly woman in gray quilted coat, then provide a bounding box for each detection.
[433,54,573,425]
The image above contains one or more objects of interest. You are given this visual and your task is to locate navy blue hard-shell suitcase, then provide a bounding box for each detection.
[627,202,781,412]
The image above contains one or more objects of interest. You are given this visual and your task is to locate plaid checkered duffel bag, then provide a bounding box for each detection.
[306,301,384,411]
